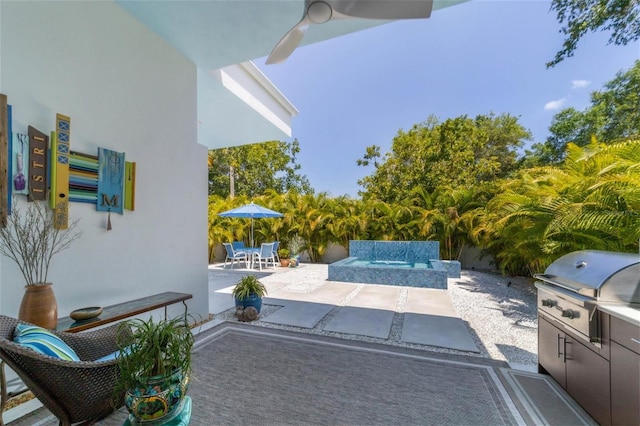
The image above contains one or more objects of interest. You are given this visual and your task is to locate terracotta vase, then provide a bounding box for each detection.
[18,283,58,329]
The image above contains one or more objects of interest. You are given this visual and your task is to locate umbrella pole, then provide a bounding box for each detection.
[251,218,254,248]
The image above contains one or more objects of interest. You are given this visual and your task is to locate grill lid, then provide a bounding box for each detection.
[535,250,640,302]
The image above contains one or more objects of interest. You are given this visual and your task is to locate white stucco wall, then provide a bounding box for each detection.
[0,1,208,320]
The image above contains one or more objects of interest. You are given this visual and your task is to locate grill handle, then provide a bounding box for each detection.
[557,334,566,362]
[534,274,584,294]
[534,280,596,307]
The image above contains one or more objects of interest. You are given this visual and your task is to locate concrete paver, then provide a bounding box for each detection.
[261,300,334,329]
[401,287,479,352]
[268,281,357,304]
[319,285,399,338]
[404,288,457,316]
[323,307,395,339]
[346,285,400,310]
[402,314,479,352]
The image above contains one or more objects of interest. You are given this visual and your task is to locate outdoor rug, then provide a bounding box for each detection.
[188,322,577,426]
[8,322,594,426]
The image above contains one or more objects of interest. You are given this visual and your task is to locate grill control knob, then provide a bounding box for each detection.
[542,299,554,307]
[562,309,575,319]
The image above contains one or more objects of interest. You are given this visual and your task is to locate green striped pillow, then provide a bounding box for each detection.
[13,324,80,361]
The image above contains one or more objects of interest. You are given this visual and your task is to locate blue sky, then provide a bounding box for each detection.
[256,1,640,198]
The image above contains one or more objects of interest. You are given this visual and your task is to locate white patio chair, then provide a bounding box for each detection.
[223,243,248,269]
[253,242,276,270]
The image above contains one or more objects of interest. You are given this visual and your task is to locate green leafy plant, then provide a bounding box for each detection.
[115,315,194,391]
[278,248,290,259]
[232,275,267,300]
[288,234,304,256]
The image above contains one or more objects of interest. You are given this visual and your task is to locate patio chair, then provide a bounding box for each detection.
[231,241,245,251]
[253,242,276,271]
[0,315,131,426]
[272,241,280,263]
[223,243,248,269]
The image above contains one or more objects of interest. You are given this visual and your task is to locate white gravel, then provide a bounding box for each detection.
[448,270,538,368]
[218,265,539,369]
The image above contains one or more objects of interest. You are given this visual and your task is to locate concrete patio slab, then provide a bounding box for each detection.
[261,301,334,329]
[268,281,357,305]
[323,307,395,339]
[209,291,235,315]
[346,285,400,310]
[404,287,457,316]
[402,313,479,352]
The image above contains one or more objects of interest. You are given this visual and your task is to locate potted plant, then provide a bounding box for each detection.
[115,315,194,423]
[0,196,81,329]
[278,248,290,267]
[288,235,304,268]
[232,275,267,321]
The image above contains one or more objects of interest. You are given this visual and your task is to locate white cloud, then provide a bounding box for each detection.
[571,80,591,89]
[544,98,566,110]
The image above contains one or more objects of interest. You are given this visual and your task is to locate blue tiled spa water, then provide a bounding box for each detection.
[328,241,448,289]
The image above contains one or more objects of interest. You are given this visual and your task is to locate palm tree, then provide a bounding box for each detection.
[281,191,334,262]
[326,196,366,250]
[409,186,487,261]
[207,195,251,262]
[477,139,640,275]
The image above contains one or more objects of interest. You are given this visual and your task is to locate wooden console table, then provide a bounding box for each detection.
[0,291,192,424]
[57,291,192,333]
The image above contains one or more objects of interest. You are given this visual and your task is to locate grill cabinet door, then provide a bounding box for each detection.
[565,335,611,426]
[538,316,566,388]
[611,341,640,425]
[610,316,640,425]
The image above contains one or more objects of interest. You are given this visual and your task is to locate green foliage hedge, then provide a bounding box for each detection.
[209,140,640,276]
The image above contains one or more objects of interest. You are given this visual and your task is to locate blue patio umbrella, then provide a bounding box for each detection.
[218,202,284,247]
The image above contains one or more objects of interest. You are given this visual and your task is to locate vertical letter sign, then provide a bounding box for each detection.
[54,114,71,229]
[97,148,124,215]
[27,126,49,202]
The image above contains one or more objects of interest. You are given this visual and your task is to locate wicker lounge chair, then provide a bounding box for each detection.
[0,315,130,425]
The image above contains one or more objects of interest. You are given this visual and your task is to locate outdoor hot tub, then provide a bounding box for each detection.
[328,241,449,289]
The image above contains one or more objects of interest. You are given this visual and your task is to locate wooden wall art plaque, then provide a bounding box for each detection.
[54,113,71,229]
[27,126,48,202]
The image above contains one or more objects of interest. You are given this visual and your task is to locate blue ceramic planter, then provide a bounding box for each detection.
[235,293,263,313]
[125,369,189,423]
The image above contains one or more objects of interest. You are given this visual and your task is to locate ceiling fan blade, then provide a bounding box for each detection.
[266,17,311,65]
[266,0,433,65]
[331,0,433,20]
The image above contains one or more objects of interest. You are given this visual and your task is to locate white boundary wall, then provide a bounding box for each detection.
[0,1,209,321]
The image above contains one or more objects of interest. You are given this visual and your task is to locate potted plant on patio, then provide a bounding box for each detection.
[288,235,304,268]
[232,275,267,321]
[278,248,290,267]
[115,315,194,424]
[0,196,81,329]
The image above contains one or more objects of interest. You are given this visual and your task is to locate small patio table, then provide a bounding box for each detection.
[242,247,260,269]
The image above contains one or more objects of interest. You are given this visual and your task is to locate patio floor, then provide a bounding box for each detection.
[209,263,481,353]
[6,263,597,425]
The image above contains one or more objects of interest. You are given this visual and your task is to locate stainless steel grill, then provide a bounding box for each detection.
[535,250,640,347]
